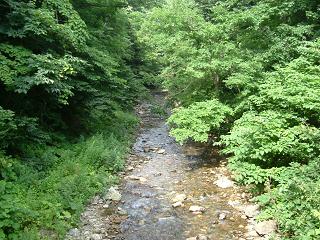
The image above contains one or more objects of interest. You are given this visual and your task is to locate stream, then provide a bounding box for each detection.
[66,91,269,240]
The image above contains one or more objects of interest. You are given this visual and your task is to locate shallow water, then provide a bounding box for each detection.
[66,91,251,240]
[115,92,247,240]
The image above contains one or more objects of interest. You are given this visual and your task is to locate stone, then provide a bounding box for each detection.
[117,207,127,215]
[90,234,103,240]
[68,228,80,237]
[244,204,260,218]
[105,187,121,201]
[186,238,197,240]
[172,201,183,208]
[254,220,277,236]
[172,193,187,203]
[189,205,206,213]
[215,176,234,188]
[219,212,227,220]
[157,149,166,154]
[127,166,134,171]
[128,175,147,183]
[197,235,208,240]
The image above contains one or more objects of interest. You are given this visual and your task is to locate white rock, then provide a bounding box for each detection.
[172,201,183,208]
[219,212,227,220]
[117,207,127,215]
[243,204,260,218]
[157,149,166,154]
[189,205,205,213]
[197,235,208,240]
[172,193,187,203]
[215,176,234,188]
[128,175,147,183]
[90,234,103,240]
[68,228,80,237]
[105,187,121,201]
[254,220,277,235]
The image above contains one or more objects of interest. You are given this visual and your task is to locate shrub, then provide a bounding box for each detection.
[168,99,232,143]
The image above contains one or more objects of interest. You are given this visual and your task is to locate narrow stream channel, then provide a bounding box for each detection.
[66,91,261,240]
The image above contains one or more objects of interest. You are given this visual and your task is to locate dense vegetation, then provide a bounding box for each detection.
[0,0,146,239]
[1,0,320,239]
[137,0,320,239]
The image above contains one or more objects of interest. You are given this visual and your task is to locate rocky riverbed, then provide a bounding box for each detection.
[66,91,277,240]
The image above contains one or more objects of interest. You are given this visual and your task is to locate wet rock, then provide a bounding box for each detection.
[105,187,121,202]
[215,176,234,188]
[189,205,206,213]
[90,233,103,240]
[172,193,187,203]
[244,204,260,218]
[254,220,277,235]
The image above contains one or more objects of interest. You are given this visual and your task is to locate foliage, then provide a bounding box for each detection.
[137,0,320,239]
[0,0,145,239]
[168,99,231,143]
[0,112,137,239]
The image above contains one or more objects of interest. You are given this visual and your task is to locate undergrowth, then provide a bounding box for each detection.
[0,112,138,240]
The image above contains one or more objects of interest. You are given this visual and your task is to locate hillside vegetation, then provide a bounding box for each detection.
[137,0,320,239]
[1,0,320,239]
[0,0,145,239]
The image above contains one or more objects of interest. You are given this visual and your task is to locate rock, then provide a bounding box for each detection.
[254,220,277,236]
[172,193,187,203]
[105,187,121,201]
[128,175,147,183]
[189,205,206,213]
[127,166,134,171]
[186,238,197,240]
[102,204,109,209]
[197,235,208,240]
[219,212,227,220]
[157,149,166,154]
[215,176,234,188]
[117,207,127,215]
[90,234,103,240]
[244,204,260,218]
[68,228,80,237]
[172,201,183,208]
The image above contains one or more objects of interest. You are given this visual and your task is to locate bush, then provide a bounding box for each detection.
[168,99,232,143]
[220,111,320,168]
